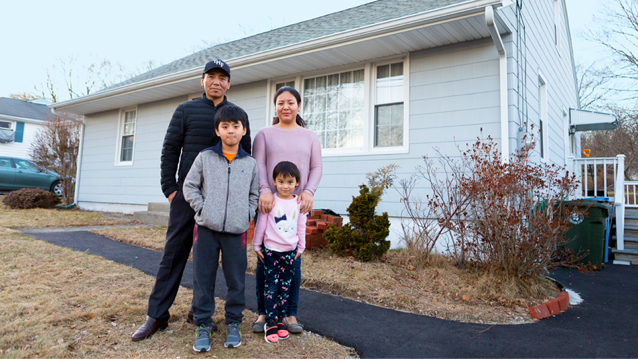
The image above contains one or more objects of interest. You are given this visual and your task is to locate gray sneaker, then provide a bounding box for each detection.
[193,325,212,352]
[224,323,242,348]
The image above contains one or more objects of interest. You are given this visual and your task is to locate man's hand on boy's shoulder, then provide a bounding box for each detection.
[168,191,177,203]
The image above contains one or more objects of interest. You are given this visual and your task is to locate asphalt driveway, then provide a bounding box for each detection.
[24,230,638,358]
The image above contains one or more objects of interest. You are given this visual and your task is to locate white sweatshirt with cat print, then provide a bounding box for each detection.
[253,194,306,254]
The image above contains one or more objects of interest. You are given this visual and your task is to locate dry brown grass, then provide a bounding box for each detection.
[93,226,560,325]
[0,228,356,358]
[0,196,127,228]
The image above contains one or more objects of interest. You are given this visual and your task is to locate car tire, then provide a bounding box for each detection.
[51,181,63,197]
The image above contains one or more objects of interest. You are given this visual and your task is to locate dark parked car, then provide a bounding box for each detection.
[0,156,63,196]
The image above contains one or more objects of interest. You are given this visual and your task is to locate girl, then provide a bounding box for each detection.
[251,86,322,334]
[253,161,306,343]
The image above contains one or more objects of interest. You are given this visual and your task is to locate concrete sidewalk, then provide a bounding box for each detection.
[24,230,638,358]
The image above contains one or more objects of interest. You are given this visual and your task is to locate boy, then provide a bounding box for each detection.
[183,105,259,352]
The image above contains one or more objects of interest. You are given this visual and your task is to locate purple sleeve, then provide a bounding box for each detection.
[253,212,267,252]
[296,206,306,254]
[303,132,323,196]
[252,130,272,194]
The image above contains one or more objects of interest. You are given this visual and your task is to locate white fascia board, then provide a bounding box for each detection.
[0,114,47,125]
[51,0,508,112]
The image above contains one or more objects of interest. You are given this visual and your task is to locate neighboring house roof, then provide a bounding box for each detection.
[104,0,467,92]
[0,97,50,121]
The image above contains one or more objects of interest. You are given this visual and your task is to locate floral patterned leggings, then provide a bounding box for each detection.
[263,248,296,323]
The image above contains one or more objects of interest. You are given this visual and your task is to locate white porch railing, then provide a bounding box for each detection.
[567,154,626,251]
[626,181,638,208]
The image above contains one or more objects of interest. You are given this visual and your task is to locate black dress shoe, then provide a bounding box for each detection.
[187,309,217,331]
[131,316,168,341]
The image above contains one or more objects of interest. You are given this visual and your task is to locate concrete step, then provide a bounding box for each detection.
[148,202,170,213]
[612,235,638,243]
[133,211,169,226]
[612,247,638,264]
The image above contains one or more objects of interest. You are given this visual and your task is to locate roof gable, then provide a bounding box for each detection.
[0,98,50,120]
[104,0,467,91]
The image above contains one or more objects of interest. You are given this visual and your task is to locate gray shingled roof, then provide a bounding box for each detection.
[105,0,465,91]
[0,98,50,120]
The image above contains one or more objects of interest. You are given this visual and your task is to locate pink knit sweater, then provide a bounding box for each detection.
[252,126,323,197]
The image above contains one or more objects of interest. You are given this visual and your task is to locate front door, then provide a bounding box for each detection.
[14,158,51,190]
[0,157,16,190]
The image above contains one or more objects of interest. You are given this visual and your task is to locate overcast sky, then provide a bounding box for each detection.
[0,0,606,101]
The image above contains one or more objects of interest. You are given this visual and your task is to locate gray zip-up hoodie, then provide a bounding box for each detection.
[183,142,259,234]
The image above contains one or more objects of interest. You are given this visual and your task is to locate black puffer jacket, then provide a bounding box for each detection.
[160,94,252,197]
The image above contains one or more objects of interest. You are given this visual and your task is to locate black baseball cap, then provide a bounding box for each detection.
[203,59,230,78]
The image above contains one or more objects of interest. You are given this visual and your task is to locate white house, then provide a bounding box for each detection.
[0,97,51,159]
[49,0,580,247]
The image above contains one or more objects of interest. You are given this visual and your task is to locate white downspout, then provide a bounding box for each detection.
[486,6,509,162]
[50,108,85,207]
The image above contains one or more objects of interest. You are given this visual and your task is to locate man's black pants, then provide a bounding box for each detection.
[147,190,194,321]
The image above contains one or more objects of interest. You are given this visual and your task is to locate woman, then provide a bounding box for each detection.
[251,86,322,334]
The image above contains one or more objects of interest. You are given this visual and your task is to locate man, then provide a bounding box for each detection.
[132,59,252,341]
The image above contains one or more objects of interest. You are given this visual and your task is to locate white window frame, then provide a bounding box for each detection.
[561,107,571,161]
[114,106,138,166]
[0,120,14,130]
[268,54,409,157]
[538,72,549,162]
[369,55,410,155]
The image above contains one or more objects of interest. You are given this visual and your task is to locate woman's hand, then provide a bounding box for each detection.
[255,250,264,263]
[295,252,302,260]
[259,192,274,214]
[298,192,313,213]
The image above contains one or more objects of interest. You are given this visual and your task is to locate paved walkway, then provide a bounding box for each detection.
[20,224,153,234]
[23,230,638,358]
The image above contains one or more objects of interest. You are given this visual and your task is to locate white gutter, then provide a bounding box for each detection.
[0,114,47,125]
[51,0,508,111]
[486,5,510,162]
[50,108,84,207]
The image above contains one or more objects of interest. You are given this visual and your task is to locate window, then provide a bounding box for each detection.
[276,81,295,91]
[375,62,404,147]
[303,70,365,149]
[289,55,409,155]
[0,121,11,129]
[0,157,12,168]
[117,108,137,164]
[14,159,38,171]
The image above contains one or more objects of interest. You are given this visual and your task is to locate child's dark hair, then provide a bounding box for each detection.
[273,161,300,183]
[214,104,248,129]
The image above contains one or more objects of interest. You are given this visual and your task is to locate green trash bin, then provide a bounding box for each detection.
[559,199,613,270]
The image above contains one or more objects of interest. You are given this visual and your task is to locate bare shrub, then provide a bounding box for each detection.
[30,115,81,205]
[399,131,579,282]
[397,151,472,266]
[3,188,59,209]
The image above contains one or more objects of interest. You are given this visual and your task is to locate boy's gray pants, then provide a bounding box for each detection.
[192,224,247,327]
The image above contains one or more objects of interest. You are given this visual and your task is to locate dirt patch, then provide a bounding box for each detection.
[0,228,357,358]
[93,226,560,325]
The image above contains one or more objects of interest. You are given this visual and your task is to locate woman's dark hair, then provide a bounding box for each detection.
[272,86,306,128]
[273,161,301,183]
